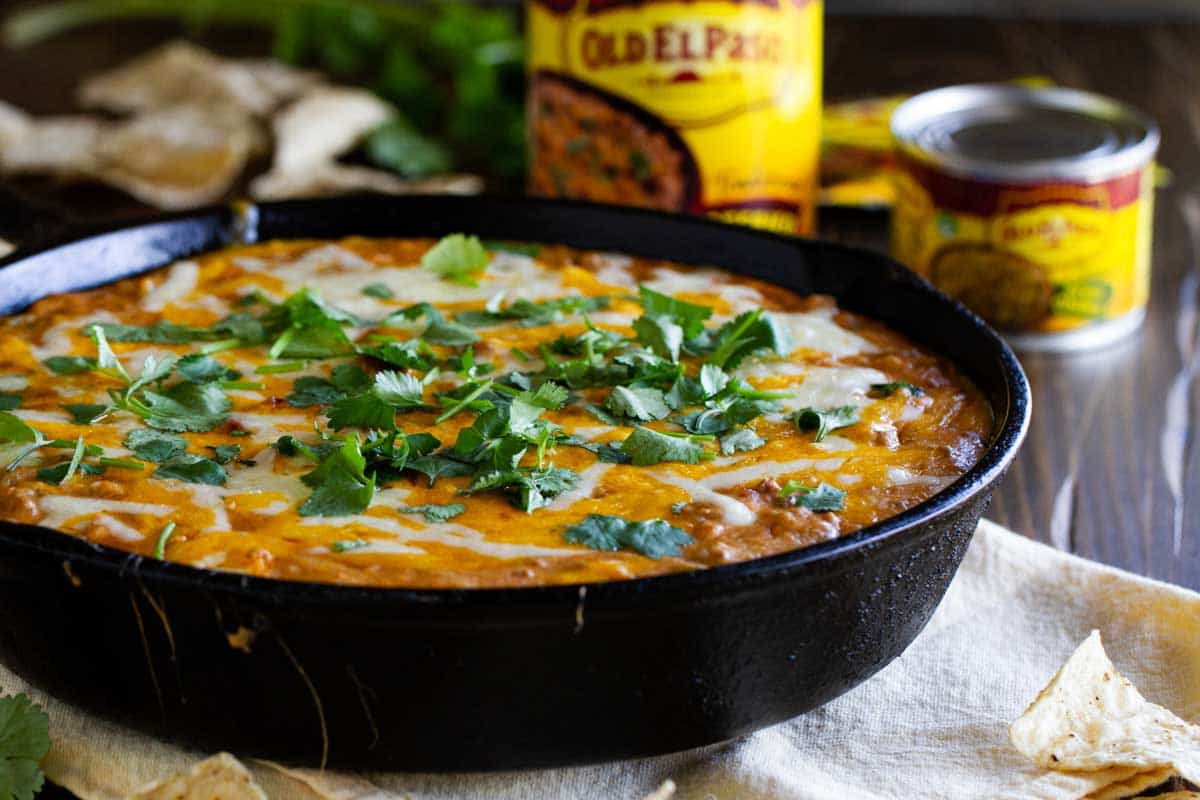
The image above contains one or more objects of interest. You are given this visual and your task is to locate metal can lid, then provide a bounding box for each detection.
[891,84,1159,183]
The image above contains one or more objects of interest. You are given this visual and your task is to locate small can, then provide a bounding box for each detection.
[526,0,823,236]
[890,84,1159,351]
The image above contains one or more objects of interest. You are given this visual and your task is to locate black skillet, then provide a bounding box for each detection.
[0,195,1029,770]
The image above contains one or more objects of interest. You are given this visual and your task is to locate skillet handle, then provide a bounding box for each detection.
[0,185,77,256]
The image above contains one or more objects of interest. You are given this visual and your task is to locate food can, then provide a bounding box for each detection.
[890,84,1159,351]
[526,0,823,235]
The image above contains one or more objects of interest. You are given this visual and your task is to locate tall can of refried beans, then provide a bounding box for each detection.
[890,84,1159,352]
[526,0,823,236]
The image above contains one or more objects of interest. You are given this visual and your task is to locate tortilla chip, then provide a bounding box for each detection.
[1011,631,1200,785]
[251,163,481,201]
[92,105,260,209]
[0,100,31,148]
[79,40,319,117]
[131,753,267,800]
[266,87,394,174]
[1085,766,1176,800]
[1,114,102,176]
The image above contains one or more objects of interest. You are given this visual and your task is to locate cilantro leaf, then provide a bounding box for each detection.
[780,481,846,512]
[43,355,96,375]
[704,311,792,369]
[0,412,37,445]
[62,403,108,424]
[327,371,426,430]
[719,428,766,455]
[207,444,241,464]
[140,382,231,432]
[632,314,684,362]
[358,339,437,371]
[792,405,860,442]
[637,286,712,339]
[397,503,466,523]
[678,397,776,435]
[518,381,569,410]
[483,241,542,257]
[86,320,215,344]
[0,693,50,800]
[287,376,346,407]
[463,466,577,512]
[563,514,694,559]
[124,429,187,463]
[153,454,227,486]
[331,539,369,553]
[299,435,376,516]
[265,289,356,359]
[620,426,710,466]
[0,395,18,412]
[457,294,610,328]
[422,317,480,346]
[870,381,923,398]
[176,354,239,383]
[404,453,475,486]
[604,386,670,422]
[362,282,395,299]
[422,233,489,286]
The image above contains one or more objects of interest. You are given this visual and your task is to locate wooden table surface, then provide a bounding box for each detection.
[1,12,1197,799]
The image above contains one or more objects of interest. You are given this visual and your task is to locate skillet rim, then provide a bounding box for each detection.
[0,195,1030,610]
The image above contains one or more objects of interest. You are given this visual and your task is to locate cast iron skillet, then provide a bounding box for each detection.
[0,195,1029,771]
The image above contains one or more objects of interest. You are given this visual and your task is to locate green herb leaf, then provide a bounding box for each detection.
[870,381,923,398]
[140,382,231,432]
[365,118,452,178]
[397,502,466,523]
[86,320,215,344]
[286,376,346,408]
[176,354,239,383]
[421,233,489,286]
[124,429,187,463]
[358,339,437,371]
[43,355,96,375]
[704,311,793,369]
[457,294,610,328]
[0,692,51,800]
[620,426,710,466]
[153,454,227,486]
[207,444,241,465]
[299,435,376,516]
[563,514,694,559]
[792,405,860,442]
[422,317,480,346]
[153,521,176,559]
[327,392,398,431]
[637,286,712,339]
[719,428,766,455]
[0,395,19,412]
[463,466,577,512]
[0,412,38,445]
[62,403,108,424]
[632,314,684,362]
[604,386,670,422]
[361,282,395,299]
[330,539,369,553]
[780,481,846,512]
[518,381,569,410]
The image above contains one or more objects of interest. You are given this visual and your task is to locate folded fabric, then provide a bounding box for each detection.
[3,519,1197,800]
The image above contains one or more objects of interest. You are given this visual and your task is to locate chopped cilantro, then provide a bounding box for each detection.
[36,436,87,485]
[637,286,712,339]
[422,317,480,346]
[463,466,577,512]
[86,320,215,344]
[358,339,437,371]
[792,405,860,442]
[563,514,694,559]
[670,501,686,514]
[678,397,776,435]
[704,310,792,369]
[397,502,466,523]
[457,294,610,328]
[327,371,426,431]
[0,692,51,800]
[62,403,108,424]
[362,282,395,299]
[176,353,239,383]
[620,426,711,466]
[719,428,766,455]
[43,355,96,375]
[331,539,369,553]
[153,454,227,486]
[138,382,231,433]
[870,381,923,398]
[780,481,846,512]
[298,435,376,516]
[153,521,176,559]
[422,233,489,286]
[124,429,187,463]
[604,386,670,422]
[207,444,241,464]
[0,395,19,411]
[632,314,684,362]
[483,241,543,257]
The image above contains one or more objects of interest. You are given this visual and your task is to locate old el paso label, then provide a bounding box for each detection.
[579,21,784,69]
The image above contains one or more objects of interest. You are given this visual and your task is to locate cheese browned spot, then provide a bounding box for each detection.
[0,237,991,588]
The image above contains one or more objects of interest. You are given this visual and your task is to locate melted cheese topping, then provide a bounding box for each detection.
[0,237,992,588]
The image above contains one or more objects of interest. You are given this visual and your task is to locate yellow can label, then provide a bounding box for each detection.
[527,0,823,235]
[891,162,1154,333]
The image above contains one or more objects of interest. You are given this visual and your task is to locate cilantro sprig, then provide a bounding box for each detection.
[0,692,51,800]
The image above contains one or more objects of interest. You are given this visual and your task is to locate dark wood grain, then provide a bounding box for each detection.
[0,14,1197,798]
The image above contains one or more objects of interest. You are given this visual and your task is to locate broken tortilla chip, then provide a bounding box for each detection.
[131,753,267,800]
[0,114,102,176]
[1011,631,1200,786]
[266,86,395,174]
[1085,766,1177,800]
[91,105,260,209]
[79,40,320,118]
[251,163,482,201]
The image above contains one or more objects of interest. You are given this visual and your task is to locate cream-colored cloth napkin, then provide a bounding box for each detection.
[3,519,1198,800]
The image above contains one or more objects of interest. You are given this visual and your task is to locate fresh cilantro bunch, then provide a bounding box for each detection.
[0,693,50,800]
